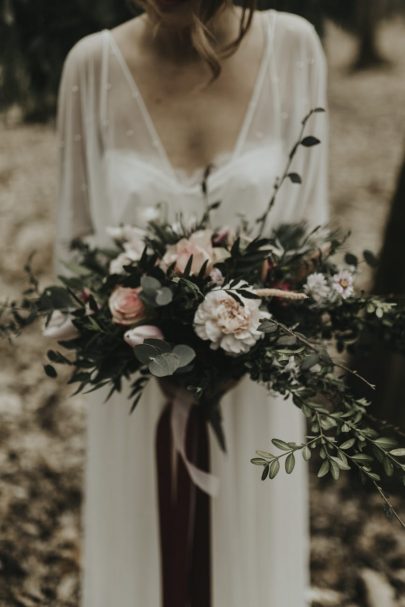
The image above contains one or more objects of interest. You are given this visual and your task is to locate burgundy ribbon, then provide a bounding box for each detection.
[156,402,212,607]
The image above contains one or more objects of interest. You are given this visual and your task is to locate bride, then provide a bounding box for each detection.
[55,1,328,605]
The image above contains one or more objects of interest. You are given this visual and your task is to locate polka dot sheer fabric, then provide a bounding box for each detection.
[55,10,328,607]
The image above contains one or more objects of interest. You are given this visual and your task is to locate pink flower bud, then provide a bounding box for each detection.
[124,325,164,347]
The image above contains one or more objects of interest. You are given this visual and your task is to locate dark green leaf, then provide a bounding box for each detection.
[183,255,194,277]
[134,343,160,365]
[301,136,320,147]
[287,172,302,184]
[344,253,358,267]
[43,364,58,378]
[363,250,379,268]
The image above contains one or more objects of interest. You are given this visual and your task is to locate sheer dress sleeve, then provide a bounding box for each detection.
[54,35,102,273]
[275,13,329,226]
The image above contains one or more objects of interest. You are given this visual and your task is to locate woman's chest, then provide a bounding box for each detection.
[102,144,285,229]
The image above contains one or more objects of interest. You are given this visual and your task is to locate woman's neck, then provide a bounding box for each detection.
[140,4,241,63]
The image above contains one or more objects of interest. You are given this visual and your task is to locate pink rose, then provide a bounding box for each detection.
[43,311,79,340]
[160,230,229,276]
[109,287,146,326]
[124,325,164,347]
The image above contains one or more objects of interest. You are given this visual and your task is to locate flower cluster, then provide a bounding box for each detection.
[2,108,405,520]
[304,269,355,305]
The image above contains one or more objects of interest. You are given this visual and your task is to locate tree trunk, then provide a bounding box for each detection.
[353,0,386,69]
[350,154,405,430]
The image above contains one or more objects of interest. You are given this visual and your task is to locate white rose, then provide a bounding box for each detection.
[194,284,270,355]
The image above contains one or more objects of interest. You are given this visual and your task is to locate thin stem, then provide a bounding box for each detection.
[256,108,322,237]
[269,318,376,391]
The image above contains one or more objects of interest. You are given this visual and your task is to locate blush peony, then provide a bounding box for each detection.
[124,325,164,347]
[109,287,146,326]
[194,285,270,355]
[160,230,228,276]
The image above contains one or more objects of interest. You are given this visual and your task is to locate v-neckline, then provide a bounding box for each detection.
[106,10,274,185]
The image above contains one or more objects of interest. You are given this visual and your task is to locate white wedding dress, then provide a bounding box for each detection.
[55,9,328,607]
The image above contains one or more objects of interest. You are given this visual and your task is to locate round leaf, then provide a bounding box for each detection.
[134,343,159,365]
[141,276,161,293]
[155,288,173,306]
[172,345,196,368]
[149,353,180,377]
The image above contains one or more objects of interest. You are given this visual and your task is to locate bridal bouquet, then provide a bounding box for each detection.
[2,109,405,520]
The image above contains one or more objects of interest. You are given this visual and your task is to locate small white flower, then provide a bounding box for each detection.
[107,225,146,245]
[110,243,143,275]
[209,268,225,286]
[331,270,354,299]
[304,273,331,304]
[285,356,300,377]
[108,226,147,275]
[194,284,270,355]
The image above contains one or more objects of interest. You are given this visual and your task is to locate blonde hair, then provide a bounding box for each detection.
[133,0,257,79]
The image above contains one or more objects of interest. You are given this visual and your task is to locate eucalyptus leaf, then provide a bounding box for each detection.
[134,343,160,365]
[155,288,173,306]
[172,344,196,367]
[144,339,171,353]
[149,353,180,377]
[141,276,161,293]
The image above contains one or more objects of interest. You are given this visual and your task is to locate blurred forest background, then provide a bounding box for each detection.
[1,1,405,606]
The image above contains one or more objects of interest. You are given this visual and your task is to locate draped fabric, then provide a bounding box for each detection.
[55,9,329,606]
